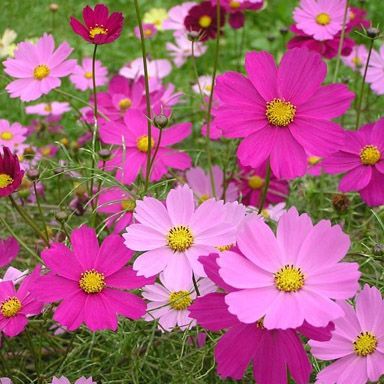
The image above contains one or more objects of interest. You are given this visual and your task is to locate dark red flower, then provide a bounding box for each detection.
[184,1,226,42]
[346,7,370,32]
[0,147,24,197]
[70,3,124,45]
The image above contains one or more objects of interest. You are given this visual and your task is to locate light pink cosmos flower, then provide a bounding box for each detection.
[366,45,384,95]
[310,285,384,384]
[0,119,27,152]
[33,226,153,332]
[262,202,287,222]
[0,236,19,268]
[323,119,384,206]
[192,75,213,97]
[293,0,348,41]
[25,101,71,117]
[166,34,207,68]
[134,23,157,39]
[70,57,108,91]
[0,379,11,384]
[0,267,28,284]
[185,165,238,202]
[215,48,354,179]
[4,33,76,101]
[0,267,43,337]
[97,186,136,233]
[342,44,368,73]
[143,272,216,332]
[218,207,360,330]
[99,109,192,184]
[123,184,237,286]
[119,58,172,82]
[163,2,197,34]
[51,377,96,384]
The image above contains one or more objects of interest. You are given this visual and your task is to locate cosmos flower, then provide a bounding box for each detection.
[366,45,384,95]
[323,119,384,206]
[123,184,237,286]
[69,57,108,91]
[0,236,19,268]
[218,208,360,329]
[163,2,197,34]
[70,3,124,45]
[119,58,172,83]
[192,75,213,96]
[0,119,27,152]
[0,146,24,197]
[51,378,97,384]
[342,44,368,73]
[142,272,216,331]
[0,29,17,58]
[293,0,348,41]
[99,109,192,184]
[214,48,354,179]
[134,23,157,40]
[143,8,168,31]
[4,34,76,102]
[0,267,27,284]
[33,226,153,331]
[25,102,71,117]
[310,285,384,384]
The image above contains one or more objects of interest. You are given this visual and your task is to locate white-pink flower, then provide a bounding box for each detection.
[0,119,27,151]
[163,2,197,34]
[25,101,71,117]
[342,44,368,73]
[70,57,108,91]
[367,45,384,95]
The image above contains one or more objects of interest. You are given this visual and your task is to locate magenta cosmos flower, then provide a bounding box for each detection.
[218,208,360,329]
[0,236,19,268]
[293,0,348,41]
[0,119,27,152]
[51,378,96,384]
[0,147,24,197]
[97,186,136,233]
[123,184,237,286]
[70,3,124,45]
[3,34,75,102]
[310,285,384,384]
[214,48,353,179]
[99,109,192,184]
[0,267,43,337]
[143,272,215,332]
[323,119,384,206]
[134,23,157,40]
[25,102,71,117]
[70,57,108,91]
[33,225,153,331]
[189,253,334,384]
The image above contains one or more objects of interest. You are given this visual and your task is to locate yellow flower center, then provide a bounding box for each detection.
[0,131,13,140]
[360,145,381,165]
[1,297,22,318]
[167,226,194,252]
[199,15,212,28]
[352,57,362,67]
[248,175,264,190]
[261,209,270,219]
[137,135,155,152]
[89,25,108,39]
[33,64,50,80]
[230,1,241,9]
[266,98,296,127]
[41,146,52,156]
[353,331,378,357]
[44,103,52,113]
[84,71,93,79]
[0,173,14,188]
[308,156,322,166]
[216,244,234,252]
[144,28,153,37]
[121,199,136,211]
[349,10,355,20]
[119,98,132,111]
[79,269,105,294]
[204,84,212,92]
[316,13,331,26]
[256,318,265,329]
[274,265,305,292]
[169,290,192,310]
[198,194,210,204]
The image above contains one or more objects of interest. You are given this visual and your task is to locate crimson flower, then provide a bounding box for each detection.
[0,147,24,197]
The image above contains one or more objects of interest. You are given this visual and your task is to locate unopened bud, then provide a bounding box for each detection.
[49,3,59,12]
[279,27,289,35]
[53,167,65,175]
[332,193,350,213]
[55,211,68,222]
[153,114,169,129]
[267,35,276,42]
[27,169,40,181]
[366,27,380,39]
[98,149,111,161]
[187,31,200,42]
[372,243,384,256]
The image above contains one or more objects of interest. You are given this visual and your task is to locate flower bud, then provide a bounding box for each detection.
[187,31,200,42]
[27,169,40,182]
[153,114,169,129]
[55,211,68,222]
[332,193,350,213]
[279,27,289,35]
[366,27,380,39]
[98,149,112,161]
[372,243,384,256]
[49,3,59,12]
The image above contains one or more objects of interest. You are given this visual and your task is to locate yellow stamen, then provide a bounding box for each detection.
[274,265,305,292]
[198,194,210,204]
[352,57,362,67]
[121,199,136,212]
[44,104,52,113]
[169,290,192,310]
[33,64,50,80]
[137,135,155,152]
[79,269,105,294]
[248,175,264,190]
[230,1,241,9]
[84,71,93,79]
[144,29,153,37]
[41,146,52,156]
[216,244,234,252]
[308,156,321,166]
[119,98,132,111]
[0,131,13,141]
[353,331,377,356]
[167,226,194,252]
[266,98,296,127]
[89,25,108,39]
[199,15,212,28]
[316,13,331,26]
[0,173,14,188]
[360,145,381,165]
[1,297,21,318]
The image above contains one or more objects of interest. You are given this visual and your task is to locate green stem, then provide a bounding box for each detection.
[258,161,271,214]
[33,182,50,243]
[191,41,205,103]
[333,0,349,83]
[134,0,152,194]
[148,128,164,179]
[355,37,375,130]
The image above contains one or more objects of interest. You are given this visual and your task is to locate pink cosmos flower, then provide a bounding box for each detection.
[4,33,76,102]
[134,23,157,40]
[0,267,43,337]
[99,109,192,184]
[25,102,71,117]
[307,154,324,176]
[97,186,136,233]
[163,2,197,34]
[0,119,27,152]
[293,0,348,41]
[70,58,108,91]
[166,34,207,68]
[261,202,287,222]
[323,119,384,206]
[0,236,19,268]
[119,58,172,82]
[189,253,334,384]
[51,377,96,384]
[346,7,370,32]
[0,379,11,384]
[366,45,384,95]
[123,184,237,286]
[33,225,153,331]
[214,48,354,179]
[342,44,368,73]
[0,267,27,284]
[185,165,238,203]
[192,75,213,96]
[310,285,384,384]
[143,272,216,331]
[218,207,360,329]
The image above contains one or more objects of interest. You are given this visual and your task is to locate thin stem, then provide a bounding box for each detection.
[355,37,375,130]
[148,128,164,178]
[192,273,200,296]
[205,0,222,198]
[191,41,205,103]
[258,161,271,214]
[134,0,152,193]
[8,195,49,246]
[33,182,50,243]
[333,0,349,83]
